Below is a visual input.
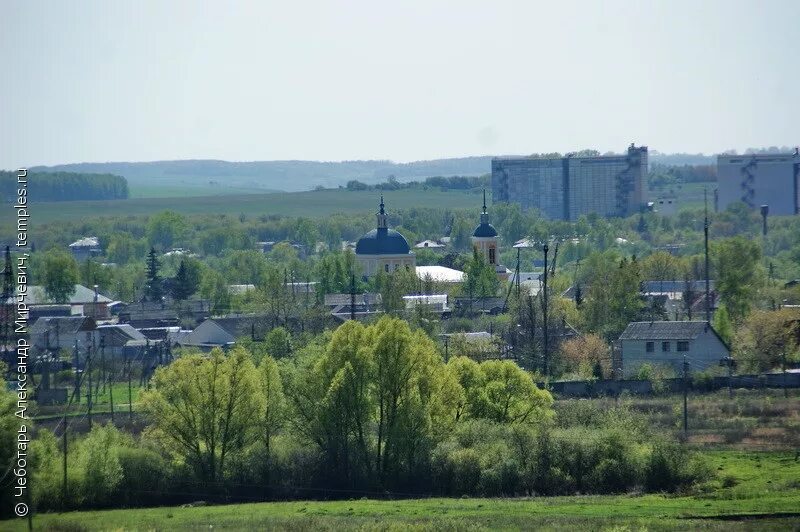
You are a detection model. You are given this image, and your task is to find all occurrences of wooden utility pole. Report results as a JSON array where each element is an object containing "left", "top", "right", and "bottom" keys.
[
  {"left": 127, "top": 354, "right": 133, "bottom": 422},
  {"left": 683, "top": 354, "right": 689, "bottom": 436},
  {"left": 86, "top": 346, "right": 93, "bottom": 430},
  {"left": 542, "top": 243, "right": 549, "bottom": 377},
  {"left": 704, "top": 189, "right": 711, "bottom": 323},
  {"left": 103, "top": 335, "right": 114, "bottom": 422}
]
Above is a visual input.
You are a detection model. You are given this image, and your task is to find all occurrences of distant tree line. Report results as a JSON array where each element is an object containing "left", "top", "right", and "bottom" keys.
[
  {"left": 346, "top": 174, "right": 490, "bottom": 192},
  {"left": 0, "top": 171, "right": 129, "bottom": 202},
  {"left": 648, "top": 164, "right": 716, "bottom": 189}
]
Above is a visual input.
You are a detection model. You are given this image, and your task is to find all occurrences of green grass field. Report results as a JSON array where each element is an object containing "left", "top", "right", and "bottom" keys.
[
  {"left": 128, "top": 183, "right": 277, "bottom": 198},
  {"left": 5, "top": 451, "right": 799, "bottom": 531},
  {"left": 7, "top": 188, "right": 480, "bottom": 225}
]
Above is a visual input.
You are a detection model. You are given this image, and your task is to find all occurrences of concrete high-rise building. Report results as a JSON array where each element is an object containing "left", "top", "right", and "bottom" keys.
[
  {"left": 491, "top": 144, "right": 648, "bottom": 220},
  {"left": 716, "top": 151, "right": 800, "bottom": 215}
]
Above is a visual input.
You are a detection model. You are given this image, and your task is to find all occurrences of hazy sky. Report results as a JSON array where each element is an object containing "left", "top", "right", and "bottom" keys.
[{"left": 1, "top": 0, "right": 798, "bottom": 169}]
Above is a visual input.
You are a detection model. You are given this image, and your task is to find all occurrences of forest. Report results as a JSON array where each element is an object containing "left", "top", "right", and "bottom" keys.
[{"left": 0, "top": 171, "right": 129, "bottom": 202}]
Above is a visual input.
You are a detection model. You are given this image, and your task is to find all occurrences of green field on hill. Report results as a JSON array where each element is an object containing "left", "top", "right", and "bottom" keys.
[
  {"left": 5, "top": 451, "right": 799, "bottom": 531},
  {"left": 11, "top": 188, "right": 481, "bottom": 225}
]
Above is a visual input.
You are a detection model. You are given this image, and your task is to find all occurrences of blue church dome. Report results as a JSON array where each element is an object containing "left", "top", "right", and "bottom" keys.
[
  {"left": 356, "top": 196, "right": 411, "bottom": 255},
  {"left": 473, "top": 223, "right": 498, "bottom": 238},
  {"left": 473, "top": 189, "right": 498, "bottom": 238},
  {"left": 356, "top": 228, "right": 411, "bottom": 254}
]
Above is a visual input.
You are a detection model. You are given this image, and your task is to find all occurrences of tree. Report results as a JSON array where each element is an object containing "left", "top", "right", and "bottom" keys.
[
  {"left": 712, "top": 304, "right": 733, "bottom": 345},
  {"left": 374, "top": 267, "right": 419, "bottom": 315},
  {"left": 141, "top": 348, "right": 264, "bottom": 484},
  {"left": 285, "top": 318, "right": 446, "bottom": 488},
  {"left": 733, "top": 309, "right": 800, "bottom": 372},
  {"left": 42, "top": 249, "right": 79, "bottom": 303},
  {"left": 712, "top": 237, "right": 762, "bottom": 322},
  {"left": 463, "top": 247, "right": 499, "bottom": 300},
  {"left": 472, "top": 360, "right": 553, "bottom": 424},
  {"left": 143, "top": 247, "right": 163, "bottom": 302},
  {"left": 558, "top": 334, "right": 611, "bottom": 379},
  {"left": 171, "top": 258, "right": 199, "bottom": 300},
  {"left": 258, "top": 355, "right": 286, "bottom": 458},
  {"left": 582, "top": 254, "right": 643, "bottom": 341},
  {"left": 264, "top": 326, "right": 292, "bottom": 358},
  {"left": 106, "top": 233, "right": 147, "bottom": 265},
  {"left": 146, "top": 210, "right": 187, "bottom": 250},
  {"left": 200, "top": 269, "right": 231, "bottom": 313},
  {"left": 450, "top": 216, "right": 473, "bottom": 252}
]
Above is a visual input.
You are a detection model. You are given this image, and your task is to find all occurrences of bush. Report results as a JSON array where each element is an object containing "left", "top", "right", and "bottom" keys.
[{"left": 644, "top": 442, "right": 712, "bottom": 493}]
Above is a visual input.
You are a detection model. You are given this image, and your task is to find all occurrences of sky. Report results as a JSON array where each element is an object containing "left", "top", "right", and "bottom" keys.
[{"left": 1, "top": 0, "right": 798, "bottom": 169}]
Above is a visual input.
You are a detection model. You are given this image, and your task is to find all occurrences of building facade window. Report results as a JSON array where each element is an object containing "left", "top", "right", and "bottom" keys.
[
  {"left": 489, "top": 247, "right": 496, "bottom": 265},
  {"left": 677, "top": 341, "right": 689, "bottom": 352},
  {"left": 646, "top": 341, "right": 654, "bottom": 353},
  {"left": 662, "top": 341, "right": 670, "bottom": 352},
  {"left": 385, "top": 264, "right": 389, "bottom": 273}
]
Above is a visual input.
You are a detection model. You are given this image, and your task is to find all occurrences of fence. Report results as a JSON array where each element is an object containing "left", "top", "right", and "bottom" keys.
[{"left": 543, "top": 372, "right": 800, "bottom": 397}]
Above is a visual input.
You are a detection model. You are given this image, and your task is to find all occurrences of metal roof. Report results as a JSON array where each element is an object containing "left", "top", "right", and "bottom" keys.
[
  {"left": 355, "top": 228, "right": 411, "bottom": 255},
  {"left": 619, "top": 321, "right": 713, "bottom": 341}
]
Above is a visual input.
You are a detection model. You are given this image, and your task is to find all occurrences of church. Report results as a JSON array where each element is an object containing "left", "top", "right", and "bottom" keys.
[
  {"left": 355, "top": 193, "right": 508, "bottom": 280},
  {"left": 471, "top": 190, "right": 509, "bottom": 281},
  {"left": 355, "top": 196, "right": 416, "bottom": 277}
]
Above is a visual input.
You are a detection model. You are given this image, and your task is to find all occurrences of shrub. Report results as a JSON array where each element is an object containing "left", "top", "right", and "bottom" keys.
[{"left": 644, "top": 442, "right": 712, "bottom": 493}]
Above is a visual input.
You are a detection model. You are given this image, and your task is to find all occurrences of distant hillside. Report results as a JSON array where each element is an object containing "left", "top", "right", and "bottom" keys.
[
  {"left": 27, "top": 149, "right": 785, "bottom": 195},
  {"left": 29, "top": 158, "right": 494, "bottom": 193}
]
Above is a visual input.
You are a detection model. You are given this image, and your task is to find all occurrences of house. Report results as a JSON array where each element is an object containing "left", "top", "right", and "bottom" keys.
[
  {"left": 118, "top": 301, "right": 180, "bottom": 328},
  {"left": 9, "top": 284, "right": 113, "bottom": 317},
  {"left": 324, "top": 293, "right": 383, "bottom": 322},
  {"left": 414, "top": 240, "right": 445, "bottom": 250},
  {"left": 403, "top": 294, "right": 450, "bottom": 316},
  {"left": 176, "top": 314, "right": 273, "bottom": 350},
  {"left": 415, "top": 265, "right": 465, "bottom": 283},
  {"left": 640, "top": 280, "right": 717, "bottom": 320},
  {"left": 95, "top": 324, "right": 150, "bottom": 358},
  {"left": 30, "top": 316, "right": 97, "bottom": 352},
  {"left": 618, "top": 321, "right": 730, "bottom": 377},
  {"left": 441, "top": 332, "right": 512, "bottom": 361},
  {"left": 68, "top": 236, "right": 101, "bottom": 261}
]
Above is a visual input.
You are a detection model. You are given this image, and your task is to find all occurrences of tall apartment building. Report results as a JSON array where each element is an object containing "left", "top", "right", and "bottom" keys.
[
  {"left": 491, "top": 144, "right": 648, "bottom": 220},
  {"left": 716, "top": 151, "right": 800, "bottom": 215}
]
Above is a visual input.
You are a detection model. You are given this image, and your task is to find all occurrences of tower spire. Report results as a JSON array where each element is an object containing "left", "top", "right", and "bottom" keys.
[
  {"left": 377, "top": 195, "right": 388, "bottom": 231},
  {"left": 480, "top": 189, "right": 490, "bottom": 226}
]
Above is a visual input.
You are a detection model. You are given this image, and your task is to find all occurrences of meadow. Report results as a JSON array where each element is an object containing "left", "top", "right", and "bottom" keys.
[
  {"left": 4, "top": 451, "right": 798, "bottom": 531},
  {"left": 10, "top": 388, "right": 799, "bottom": 531},
  {"left": 11, "top": 187, "right": 481, "bottom": 225}
]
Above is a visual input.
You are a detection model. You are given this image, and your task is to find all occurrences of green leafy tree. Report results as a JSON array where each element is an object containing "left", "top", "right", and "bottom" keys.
[
  {"left": 200, "top": 268, "right": 231, "bottom": 313},
  {"left": 146, "top": 210, "right": 188, "bottom": 250},
  {"left": 264, "top": 326, "right": 292, "bottom": 358},
  {"left": 582, "top": 254, "right": 643, "bottom": 341},
  {"left": 258, "top": 355, "right": 286, "bottom": 458},
  {"left": 473, "top": 360, "right": 553, "bottom": 424},
  {"left": 463, "top": 247, "right": 499, "bottom": 299},
  {"left": 141, "top": 348, "right": 264, "bottom": 484},
  {"left": 42, "top": 248, "right": 79, "bottom": 303},
  {"left": 450, "top": 216, "right": 473, "bottom": 252},
  {"left": 106, "top": 233, "right": 147, "bottom": 264},
  {"left": 712, "top": 303, "right": 733, "bottom": 345},
  {"left": 712, "top": 237, "right": 762, "bottom": 322}
]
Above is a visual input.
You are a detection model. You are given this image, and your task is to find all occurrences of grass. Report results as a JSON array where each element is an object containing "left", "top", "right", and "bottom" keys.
[
  {"left": 128, "top": 183, "right": 277, "bottom": 198},
  {"left": 4, "top": 451, "right": 799, "bottom": 531},
  {"left": 562, "top": 389, "right": 800, "bottom": 450},
  {"left": 33, "top": 382, "right": 146, "bottom": 421},
  {"left": 1, "top": 188, "right": 480, "bottom": 225}
]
